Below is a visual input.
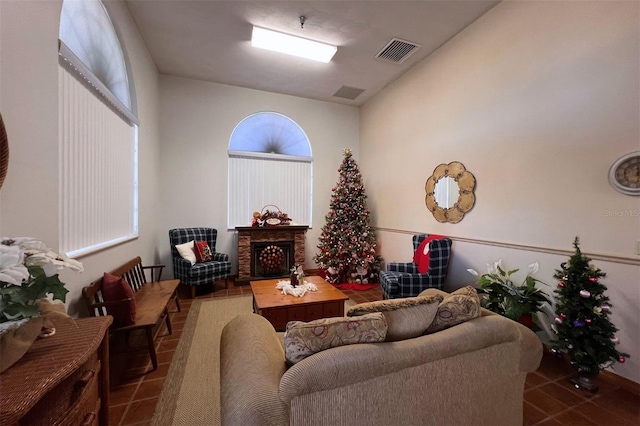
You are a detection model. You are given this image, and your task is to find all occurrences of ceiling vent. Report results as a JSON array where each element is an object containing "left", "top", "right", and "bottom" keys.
[
  {"left": 375, "top": 38, "right": 422, "bottom": 63},
  {"left": 333, "top": 86, "right": 366, "bottom": 100}
]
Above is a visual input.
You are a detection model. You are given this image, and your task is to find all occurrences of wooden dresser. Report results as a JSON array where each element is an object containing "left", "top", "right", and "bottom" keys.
[{"left": 0, "top": 316, "right": 112, "bottom": 425}]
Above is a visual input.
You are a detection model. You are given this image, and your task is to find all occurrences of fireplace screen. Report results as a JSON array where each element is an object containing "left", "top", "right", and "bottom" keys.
[{"left": 251, "top": 241, "right": 293, "bottom": 278}]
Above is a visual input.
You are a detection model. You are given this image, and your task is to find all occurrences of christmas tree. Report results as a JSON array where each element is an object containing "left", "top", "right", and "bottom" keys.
[
  {"left": 550, "top": 237, "right": 629, "bottom": 392},
  {"left": 313, "top": 148, "right": 382, "bottom": 284}
]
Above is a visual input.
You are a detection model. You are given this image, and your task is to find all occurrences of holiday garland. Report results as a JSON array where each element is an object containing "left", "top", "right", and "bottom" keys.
[{"left": 550, "top": 237, "right": 629, "bottom": 376}]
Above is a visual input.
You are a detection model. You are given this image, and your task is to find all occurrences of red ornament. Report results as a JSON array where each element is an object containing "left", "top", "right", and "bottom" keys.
[
  {"left": 559, "top": 313, "right": 566, "bottom": 318},
  {"left": 585, "top": 318, "right": 592, "bottom": 324},
  {"left": 618, "top": 357, "right": 626, "bottom": 363},
  {"left": 558, "top": 282, "right": 565, "bottom": 287},
  {"left": 589, "top": 277, "right": 598, "bottom": 283}
]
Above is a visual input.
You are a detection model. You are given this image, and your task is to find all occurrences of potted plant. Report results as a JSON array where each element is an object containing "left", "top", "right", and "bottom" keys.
[{"left": 467, "top": 260, "right": 551, "bottom": 330}]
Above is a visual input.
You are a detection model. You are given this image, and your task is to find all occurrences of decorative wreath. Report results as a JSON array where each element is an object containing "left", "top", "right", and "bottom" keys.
[{"left": 259, "top": 245, "right": 286, "bottom": 272}]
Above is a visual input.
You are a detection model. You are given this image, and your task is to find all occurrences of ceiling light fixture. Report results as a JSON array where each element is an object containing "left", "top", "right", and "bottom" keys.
[{"left": 251, "top": 26, "right": 337, "bottom": 63}]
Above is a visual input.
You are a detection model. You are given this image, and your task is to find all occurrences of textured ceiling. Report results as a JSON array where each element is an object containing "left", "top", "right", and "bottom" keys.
[{"left": 125, "top": 0, "right": 500, "bottom": 106}]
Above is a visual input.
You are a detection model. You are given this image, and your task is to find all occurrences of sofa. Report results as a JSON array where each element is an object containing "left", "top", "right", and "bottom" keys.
[{"left": 220, "top": 288, "right": 542, "bottom": 426}]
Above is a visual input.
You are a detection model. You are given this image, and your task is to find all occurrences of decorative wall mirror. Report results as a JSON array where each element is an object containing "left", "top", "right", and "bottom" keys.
[
  {"left": 425, "top": 161, "right": 476, "bottom": 223},
  {"left": 0, "top": 113, "right": 7, "bottom": 190}
]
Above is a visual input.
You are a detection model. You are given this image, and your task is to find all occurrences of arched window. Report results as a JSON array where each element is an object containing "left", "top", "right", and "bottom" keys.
[
  {"left": 228, "top": 112, "right": 312, "bottom": 228},
  {"left": 58, "top": 0, "right": 138, "bottom": 257}
]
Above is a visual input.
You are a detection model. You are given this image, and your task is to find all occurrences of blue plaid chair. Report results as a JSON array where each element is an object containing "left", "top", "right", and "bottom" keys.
[
  {"left": 380, "top": 234, "right": 452, "bottom": 299},
  {"left": 169, "top": 228, "right": 232, "bottom": 298}
]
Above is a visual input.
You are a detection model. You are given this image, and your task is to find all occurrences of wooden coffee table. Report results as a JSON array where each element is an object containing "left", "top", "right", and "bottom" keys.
[{"left": 250, "top": 275, "right": 349, "bottom": 331}]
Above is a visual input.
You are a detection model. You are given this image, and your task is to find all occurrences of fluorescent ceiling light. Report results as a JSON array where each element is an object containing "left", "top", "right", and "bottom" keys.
[{"left": 251, "top": 26, "right": 337, "bottom": 63}]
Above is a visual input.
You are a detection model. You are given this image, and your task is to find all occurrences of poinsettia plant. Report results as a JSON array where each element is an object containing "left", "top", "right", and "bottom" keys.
[
  {"left": 0, "top": 237, "right": 83, "bottom": 323},
  {"left": 468, "top": 259, "right": 551, "bottom": 326}
]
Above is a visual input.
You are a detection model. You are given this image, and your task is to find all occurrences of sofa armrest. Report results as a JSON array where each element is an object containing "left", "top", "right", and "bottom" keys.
[
  {"left": 279, "top": 314, "right": 524, "bottom": 403},
  {"left": 387, "top": 262, "right": 418, "bottom": 273},
  {"left": 220, "top": 314, "right": 288, "bottom": 426}
]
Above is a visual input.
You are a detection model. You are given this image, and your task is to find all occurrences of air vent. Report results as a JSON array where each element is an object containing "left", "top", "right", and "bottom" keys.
[
  {"left": 375, "top": 38, "right": 421, "bottom": 63},
  {"left": 333, "top": 86, "right": 366, "bottom": 100}
]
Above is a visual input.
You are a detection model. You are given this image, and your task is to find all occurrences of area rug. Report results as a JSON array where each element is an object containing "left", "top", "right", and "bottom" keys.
[{"left": 152, "top": 294, "right": 356, "bottom": 425}]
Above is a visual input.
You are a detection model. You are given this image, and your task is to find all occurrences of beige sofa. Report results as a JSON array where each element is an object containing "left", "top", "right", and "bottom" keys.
[{"left": 220, "top": 289, "right": 542, "bottom": 426}]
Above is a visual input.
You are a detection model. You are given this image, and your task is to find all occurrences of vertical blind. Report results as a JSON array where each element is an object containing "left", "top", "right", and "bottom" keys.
[
  {"left": 228, "top": 155, "right": 312, "bottom": 228},
  {"left": 59, "top": 66, "right": 138, "bottom": 257}
]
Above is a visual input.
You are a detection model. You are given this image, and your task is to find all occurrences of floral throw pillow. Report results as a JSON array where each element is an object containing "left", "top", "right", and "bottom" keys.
[
  {"left": 194, "top": 240, "right": 213, "bottom": 263},
  {"left": 425, "top": 286, "right": 480, "bottom": 333},
  {"left": 284, "top": 313, "right": 387, "bottom": 364}
]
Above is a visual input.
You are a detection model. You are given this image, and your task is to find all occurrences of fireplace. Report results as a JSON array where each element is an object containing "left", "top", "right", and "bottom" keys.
[
  {"left": 251, "top": 241, "right": 293, "bottom": 278},
  {"left": 236, "top": 226, "right": 308, "bottom": 285}
]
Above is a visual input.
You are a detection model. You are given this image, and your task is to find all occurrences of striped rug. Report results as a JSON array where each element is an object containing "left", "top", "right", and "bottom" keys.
[
  {"left": 152, "top": 295, "right": 253, "bottom": 426},
  {"left": 152, "top": 294, "right": 356, "bottom": 425}
]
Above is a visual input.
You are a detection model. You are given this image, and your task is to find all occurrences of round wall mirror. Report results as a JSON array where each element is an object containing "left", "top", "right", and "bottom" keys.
[{"left": 425, "top": 161, "right": 476, "bottom": 223}]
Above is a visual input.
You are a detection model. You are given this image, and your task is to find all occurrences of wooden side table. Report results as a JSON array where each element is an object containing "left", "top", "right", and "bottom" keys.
[{"left": 0, "top": 316, "right": 112, "bottom": 425}]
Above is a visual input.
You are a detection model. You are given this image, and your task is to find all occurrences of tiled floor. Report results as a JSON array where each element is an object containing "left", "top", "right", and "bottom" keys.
[{"left": 107, "top": 281, "right": 639, "bottom": 426}]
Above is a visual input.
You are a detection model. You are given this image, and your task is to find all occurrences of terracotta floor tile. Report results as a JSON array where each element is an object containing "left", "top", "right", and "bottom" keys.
[
  {"left": 142, "top": 363, "right": 170, "bottom": 381},
  {"left": 525, "top": 388, "right": 570, "bottom": 416},
  {"left": 109, "top": 383, "right": 139, "bottom": 406},
  {"left": 574, "top": 401, "right": 638, "bottom": 426},
  {"left": 539, "top": 382, "right": 588, "bottom": 406},
  {"left": 537, "top": 417, "right": 564, "bottom": 426},
  {"left": 134, "top": 378, "right": 165, "bottom": 400},
  {"left": 527, "top": 372, "right": 551, "bottom": 388},
  {"left": 155, "top": 350, "right": 175, "bottom": 365},
  {"left": 553, "top": 409, "right": 597, "bottom": 425},
  {"left": 156, "top": 338, "right": 180, "bottom": 353},
  {"left": 121, "top": 397, "right": 158, "bottom": 425},
  {"left": 109, "top": 404, "right": 127, "bottom": 426},
  {"left": 591, "top": 388, "right": 640, "bottom": 422},
  {"left": 524, "top": 401, "right": 549, "bottom": 425}
]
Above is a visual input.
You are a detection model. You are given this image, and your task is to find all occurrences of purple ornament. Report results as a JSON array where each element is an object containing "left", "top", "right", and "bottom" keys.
[
  {"left": 556, "top": 352, "right": 564, "bottom": 359},
  {"left": 589, "top": 277, "right": 598, "bottom": 283},
  {"left": 580, "top": 290, "right": 591, "bottom": 298},
  {"left": 602, "top": 304, "right": 611, "bottom": 312},
  {"left": 573, "top": 319, "right": 585, "bottom": 327},
  {"left": 560, "top": 262, "right": 567, "bottom": 269}
]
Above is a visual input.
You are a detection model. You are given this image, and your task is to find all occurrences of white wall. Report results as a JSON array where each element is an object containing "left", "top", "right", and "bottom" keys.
[
  {"left": 0, "top": 0, "right": 161, "bottom": 317},
  {"left": 157, "top": 75, "right": 359, "bottom": 274},
  {"left": 360, "top": 1, "right": 640, "bottom": 382}
]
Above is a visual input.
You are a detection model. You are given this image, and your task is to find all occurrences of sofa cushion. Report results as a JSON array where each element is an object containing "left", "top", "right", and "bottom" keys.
[
  {"left": 284, "top": 313, "right": 387, "bottom": 364},
  {"left": 425, "top": 286, "right": 481, "bottom": 333},
  {"left": 176, "top": 240, "right": 197, "bottom": 265},
  {"left": 346, "top": 295, "right": 443, "bottom": 341}
]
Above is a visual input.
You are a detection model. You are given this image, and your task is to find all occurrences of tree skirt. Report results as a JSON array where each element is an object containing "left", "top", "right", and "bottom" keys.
[{"left": 317, "top": 270, "right": 379, "bottom": 291}]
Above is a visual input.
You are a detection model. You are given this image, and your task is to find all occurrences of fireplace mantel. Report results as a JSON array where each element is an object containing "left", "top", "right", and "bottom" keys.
[{"left": 236, "top": 226, "right": 308, "bottom": 285}]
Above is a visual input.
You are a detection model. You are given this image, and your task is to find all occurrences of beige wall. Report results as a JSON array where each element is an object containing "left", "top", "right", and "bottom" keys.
[
  {"left": 0, "top": 0, "right": 161, "bottom": 317},
  {"left": 360, "top": 1, "right": 640, "bottom": 382},
  {"left": 157, "top": 75, "right": 359, "bottom": 274}
]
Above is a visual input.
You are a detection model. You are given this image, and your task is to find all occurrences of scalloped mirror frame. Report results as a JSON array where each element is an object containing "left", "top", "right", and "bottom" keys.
[
  {"left": 0, "top": 113, "right": 7, "bottom": 190},
  {"left": 425, "top": 161, "right": 476, "bottom": 223}
]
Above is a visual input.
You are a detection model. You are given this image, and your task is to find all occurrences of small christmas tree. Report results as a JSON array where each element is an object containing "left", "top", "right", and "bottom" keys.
[
  {"left": 313, "top": 148, "right": 381, "bottom": 284},
  {"left": 550, "top": 237, "right": 629, "bottom": 392}
]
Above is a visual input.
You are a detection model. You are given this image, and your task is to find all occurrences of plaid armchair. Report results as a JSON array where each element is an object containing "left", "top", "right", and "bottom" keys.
[
  {"left": 379, "top": 234, "right": 452, "bottom": 299},
  {"left": 169, "top": 228, "right": 232, "bottom": 298}
]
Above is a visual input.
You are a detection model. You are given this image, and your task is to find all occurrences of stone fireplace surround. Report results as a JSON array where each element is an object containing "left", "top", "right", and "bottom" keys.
[{"left": 236, "top": 226, "right": 308, "bottom": 285}]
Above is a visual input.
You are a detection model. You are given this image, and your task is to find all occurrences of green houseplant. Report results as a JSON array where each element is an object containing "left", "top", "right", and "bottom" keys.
[{"left": 468, "top": 260, "right": 551, "bottom": 329}]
